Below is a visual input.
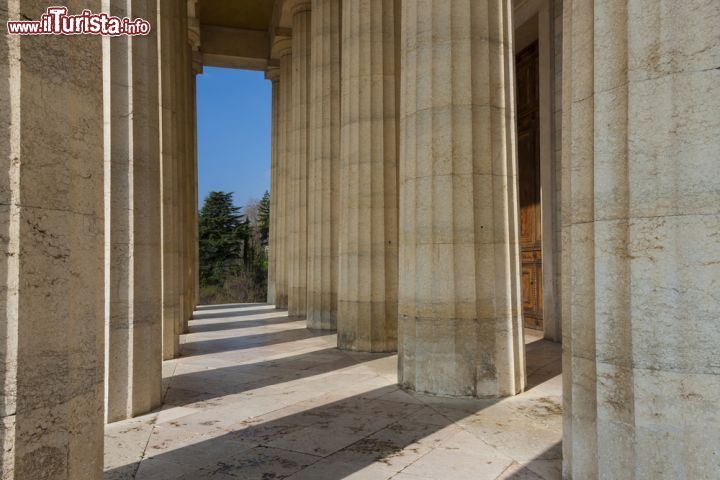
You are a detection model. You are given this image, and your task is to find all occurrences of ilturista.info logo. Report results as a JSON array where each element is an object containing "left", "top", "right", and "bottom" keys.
[{"left": 6, "top": 6, "right": 151, "bottom": 36}]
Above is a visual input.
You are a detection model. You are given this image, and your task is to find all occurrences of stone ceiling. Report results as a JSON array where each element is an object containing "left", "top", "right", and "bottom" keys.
[{"left": 196, "top": 0, "right": 281, "bottom": 70}]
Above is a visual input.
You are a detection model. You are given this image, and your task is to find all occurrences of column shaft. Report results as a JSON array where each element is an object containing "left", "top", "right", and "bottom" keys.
[
  {"left": 174, "top": 1, "right": 190, "bottom": 333},
  {"left": 276, "top": 48, "right": 293, "bottom": 309},
  {"left": 337, "top": 0, "right": 398, "bottom": 351},
  {"left": 105, "top": 0, "right": 162, "bottom": 423},
  {"left": 307, "top": 0, "right": 341, "bottom": 330},
  {"left": 159, "top": 0, "right": 181, "bottom": 359},
  {"left": 562, "top": 1, "right": 720, "bottom": 478},
  {"left": 0, "top": 2, "right": 105, "bottom": 477},
  {"left": 267, "top": 71, "right": 280, "bottom": 305},
  {"left": 288, "top": 4, "right": 312, "bottom": 318},
  {"left": 190, "top": 70, "right": 199, "bottom": 311},
  {"left": 398, "top": 0, "right": 524, "bottom": 397},
  {"left": 182, "top": 39, "right": 194, "bottom": 322}
]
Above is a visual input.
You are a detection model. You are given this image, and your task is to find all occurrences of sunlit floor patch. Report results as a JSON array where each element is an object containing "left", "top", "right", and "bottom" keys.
[{"left": 104, "top": 304, "right": 562, "bottom": 480}]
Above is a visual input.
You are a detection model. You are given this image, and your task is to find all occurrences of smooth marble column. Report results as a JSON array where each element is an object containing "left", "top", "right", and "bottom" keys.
[
  {"left": 562, "top": 1, "right": 720, "bottom": 478},
  {"left": 288, "top": 2, "right": 312, "bottom": 319},
  {"left": 337, "top": 0, "right": 398, "bottom": 351},
  {"left": 104, "top": 0, "right": 162, "bottom": 423},
  {"left": 0, "top": 2, "right": 104, "bottom": 477},
  {"left": 275, "top": 43, "right": 293, "bottom": 309},
  {"left": 398, "top": 0, "right": 524, "bottom": 397},
  {"left": 159, "top": 0, "right": 181, "bottom": 359},
  {"left": 267, "top": 68, "right": 280, "bottom": 305},
  {"left": 307, "top": 0, "right": 341, "bottom": 330}
]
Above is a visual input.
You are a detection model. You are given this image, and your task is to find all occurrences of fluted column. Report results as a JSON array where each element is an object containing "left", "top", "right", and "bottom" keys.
[
  {"left": 182, "top": 37, "right": 195, "bottom": 324},
  {"left": 337, "top": 0, "right": 398, "bottom": 352},
  {"left": 0, "top": 2, "right": 104, "bottom": 477},
  {"left": 105, "top": 0, "right": 162, "bottom": 423},
  {"left": 188, "top": 0, "right": 201, "bottom": 313},
  {"left": 267, "top": 68, "right": 280, "bottom": 305},
  {"left": 288, "top": 2, "right": 312, "bottom": 319},
  {"left": 562, "top": 1, "right": 720, "bottom": 478},
  {"left": 180, "top": 2, "right": 192, "bottom": 333},
  {"left": 159, "top": 0, "right": 181, "bottom": 359},
  {"left": 398, "top": 0, "right": 524, "bottom": 397},
  {"left": 275, "top": 41, "right": 293, "bottom": 309},
  {"left": 189, "top": 68, "right": 200, "bottom": 312},
  {"left": 307, "top": 0, "right": 341, "bottom": 330}
]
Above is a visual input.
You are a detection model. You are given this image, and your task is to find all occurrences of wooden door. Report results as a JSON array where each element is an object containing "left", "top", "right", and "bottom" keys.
[{"left": 516, "top": 42, "right": 543, "bottom": 331}]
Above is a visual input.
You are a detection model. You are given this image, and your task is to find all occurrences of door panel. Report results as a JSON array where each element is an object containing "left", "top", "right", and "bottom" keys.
[{"left": 515, "top": 41, "right": 543, "bottom": 331}]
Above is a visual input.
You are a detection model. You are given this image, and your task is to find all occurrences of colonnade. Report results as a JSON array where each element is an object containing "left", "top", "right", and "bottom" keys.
[
  {"left": 1, "top": 0, "right": 718, "bottom": 478},
  {"left": 1, "top": 1, "right": 198, "bottom": 477},
  {"left": 104, "top": 0, "right": 198, "bottom": 426},
  {"left": 268, "top": 1, "right": 719, "bottom": 479}
]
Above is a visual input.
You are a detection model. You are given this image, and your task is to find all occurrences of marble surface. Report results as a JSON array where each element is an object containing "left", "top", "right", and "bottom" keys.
[{"left": 104, "top": 304, "right": 561, "bottom": 479}]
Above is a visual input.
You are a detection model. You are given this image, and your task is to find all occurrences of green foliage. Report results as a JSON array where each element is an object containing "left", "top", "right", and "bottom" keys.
[
  {"left": 198, "top": 191, "right": 268, "bottom": 304},
  {"left": 257, "top": 190, "right": 271, "bottom": 247}
]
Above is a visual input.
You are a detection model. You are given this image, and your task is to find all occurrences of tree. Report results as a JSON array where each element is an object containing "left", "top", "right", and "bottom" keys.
[
  {"left": 198, "top": 191, "right": 245, "bottom": 287},
  {"left": 198, "top": 191, "right": 270, "bottom": 304},
  {"left": 257, "top": 190, "right": 271, "bottom": 247}
]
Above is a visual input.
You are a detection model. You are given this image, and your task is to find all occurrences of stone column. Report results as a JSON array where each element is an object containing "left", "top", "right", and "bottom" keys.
[
  {"left": 188, "top": 0, "right": 201, "bottom": 313},
  {"left": 159, "top": 0, "right": 181, "bottom": 359},
  {"left": 307, "top": 0, "right": 341, "bottom": 330},
  {"left": 562, "top": 1, "right": 720, "bottom": 478},
  {"left": 266, "top": 67, "right": 280, "bottom": 305},
  {"left": 105, "top": 0, "right": 162, "bottom": 423},
  {"left": 190, "top": 67, "right": 200, "bottom": 312},
  {"left": 398, "top": 0, "right": 524, "bottom": 397},
  {"left": 0, "top": 2, "right": 104, "bottom": 478},
  {"left": 288, "top": 2, "right": 312, "bottom": 319},
  {"left": 275, "top": 40, "right": 293, "bottom": 309},
  {"left": 175, "top": 0, "right": 190, "bottom": 334},
  {"left": 337, "top": 0, "right": 398, "bottom": 352},
  {"left": 182, "top": 38, "right": 195, "bottom": 322}
]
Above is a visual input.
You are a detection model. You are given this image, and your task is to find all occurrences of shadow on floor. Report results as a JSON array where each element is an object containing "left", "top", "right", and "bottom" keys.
[
  {"left": 106, "top": 383, "right": 561, "bottom": 479},
  {"left": 106, "top": 309, "right": 563, "bottom": 479},
  {"left": 188, "top": 314, "right": 302, "bottom": 333},
  {"left": 192, "top": 306, "right": 279, "bottom": 321},
  {"left": 498, "top": 443, "right": 563, "bottom": 479},
  {"left": 180, "top": 327, "right": 334, "bottom": 356},
  {"left": 106, "top": 387, "right": 466, "bottom": 479},
  {"left": 163, "top": 347, "right": 392, "bottom": 408},
  {"left": 525, "top": 338, "right": 562, "bottom": 391},
  {"left": 194, "top": 303, "right": 266, "bottom": 312}
]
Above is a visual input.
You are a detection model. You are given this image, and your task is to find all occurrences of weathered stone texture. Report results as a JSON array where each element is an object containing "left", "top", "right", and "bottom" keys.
[
  {"left": 288, "top": 3, "right": 312, "bottom": 319},
  {"left": 267, "top": 69, "right": 280, "bottom": 305},
  {"left": 104, "top": 0, "right": 162, "bottom": 423},
  {"left": 562, "top": 0, "right": 720, "bottom": 478},
  {"left": 1, "top": 2, "right": 105, "bottom": 478},
  {"left": 398, "top": 0, "right": 525, "bottom": 397},
  {"left": 275, "top": 44, "right": 293, "bottom": 310},
  {"left": 337, "top": 0, "right": 399, "bottom": 352},
  {"left": 306, "top": 0, "right": 341, "bottom": 330},
  {"left": 159, "top": 0, "right": 181, "bottom": 360}
]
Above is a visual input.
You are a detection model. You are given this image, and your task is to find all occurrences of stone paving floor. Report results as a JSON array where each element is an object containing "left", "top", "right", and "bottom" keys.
[{"left": 105, "top": 304, "right": 562, "bottom": 480}]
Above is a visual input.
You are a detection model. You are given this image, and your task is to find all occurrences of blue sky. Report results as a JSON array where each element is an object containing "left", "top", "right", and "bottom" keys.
[{"left": 196, "top": 67, "right": 271, "bottom": 209}]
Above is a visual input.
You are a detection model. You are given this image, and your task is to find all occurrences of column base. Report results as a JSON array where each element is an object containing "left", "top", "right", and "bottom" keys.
[
  {"left": 399, "top": 315, "right": 524, "bottom": 398},
  {"left": 306, "top": 295, "right": 337, "bottom": 330},
  {"left": 337, "top": 299, "right": 397, "bottom": 353},
  {"left": 275, "top": 293, "right": 289, "bottom": 310},
  {"left": 267, "top": 281, "right": 276, "bottom": 305}
]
